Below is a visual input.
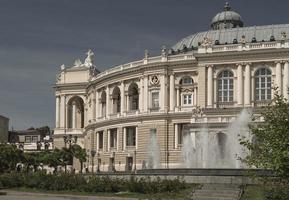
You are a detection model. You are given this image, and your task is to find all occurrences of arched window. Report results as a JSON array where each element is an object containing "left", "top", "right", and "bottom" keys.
[
  {"left": 100, "top": 91, "right": 106, "bottom": 117},
  {"left": 180, "top": 76, "right": 193, "bottom": 85},
  {"left": 255, "top": 68, "right": 271, "bottom": 101},
  {"left": 218, "top": 70, "right": 234, "bottom": 102},
  {"left": 128, "top": 83, "right": 139, "bottom": 111},
  {"left": 67, "top": 96, "right": 84, "bottom": 129},
  {"left": 112, "top": 86, "right": 121, "bottom": 113}
]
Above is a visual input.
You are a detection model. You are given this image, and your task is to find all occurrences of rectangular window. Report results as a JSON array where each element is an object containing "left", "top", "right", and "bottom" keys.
[
  {"left": 183, "top": 94, "right": 192, "bottom": 106},
  {"left": 126, "top": 127, "right": 136, "bottom": 147},
  {"left": 110, "top": 129, "right": 117, "bottom": 148},
  {"left": 98, "top": 131, "right": 103, "bottom": 149},
  {"left": 32, "top": 136, "right": 38, "bottom": 142},
  {"left": 177, "top": 124, "right": 189, "bottom": 145},
  {"left": 151, "top": 91, "right": 159, "bottom": 108},
  {"left": 25, "top": 136, "right": 31, "bottom": 143}
]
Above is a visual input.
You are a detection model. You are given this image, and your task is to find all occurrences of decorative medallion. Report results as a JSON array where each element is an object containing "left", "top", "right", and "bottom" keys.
[{"left": 150, "top": 75, "right": 159, "bottom": 85}]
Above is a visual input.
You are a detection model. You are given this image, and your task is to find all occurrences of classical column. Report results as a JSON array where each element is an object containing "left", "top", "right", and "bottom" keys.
[
  {"left": 194, "top": 88, "right": 198, "bottom": 106},
  {"left": 107, "top": 129, "right": 111, "bottom": 151},
  {"left": 176, "top": 87, "right": 180, "bottom": 109},
  {"left": 55, "top": 96, "right": 60, "bottom": 128},
  {"left": 174, "top": 124, "right": 178, "bottom": 149},
  {"left": 160, "top": 75, "right": 165, "bottom": 111},
  {"left": 95, "top": 90, "right": 99, "bottom": 119},
  {"left": 143, "top": 76, "right": 148, "bottom": 112},
  {"left": 120, "top": 81, "right": 125, "bottom": 114},
  {"left": 169, "top": 73, "right": 175, "bottom": 111},
  {"left": 237, "top": 64, "right": 244, "bottom": 105},
  {"left": 72, "top": 103, "right": 76, "bottom": 129},
  {"left": 283, "top": 61, "right": 289, "bottom": 99},
  {"left": 126, "top": 94, "right": 130, "bottom": 111},
  {"left": 275, "top": 61, "right": 282, "bottom": 94},
  {"left": 123, "top": 127, "right": 126, "bottom": 150},
  {"left": 207, "top": 65, "right": 213, "bottom": 107},
  {"left": 106, "top": 87, "right": 110, "bottom": 118},
  {"left": 139, "top": 78, "right": 143, "bottom": 112},
  {"left": 135, "top": 126, "right": 138, "bottom": 150},
  {"left": 60, "top": 95, "right": 66, "bottom": 128},
  {"left": 96, "top": 132, "right": 99, "bottom": 152},
  {"left": 116, "top": 129, "right": 119, "bottom": 151},
  {"left": 92, "top": 91, "right": 96, "bottom": 121},
  {"left": 244, "top": 63, "right": 251, "bottom": 106}
]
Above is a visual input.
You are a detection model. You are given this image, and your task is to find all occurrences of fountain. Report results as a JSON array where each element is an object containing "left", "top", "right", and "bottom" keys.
[
  {"left": 147, "top": 128, "right": 160, "bottom": 169},
  {"left": 181, "top": 109, "right": 251, "bottom": 168},
  {"left": 181, "top": 131, "right": 196, "bottom": 168}
]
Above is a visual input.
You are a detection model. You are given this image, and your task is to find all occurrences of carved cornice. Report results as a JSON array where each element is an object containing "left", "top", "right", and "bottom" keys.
[{"left": 196, "top": 48, "right": 289, "bottom": 65}]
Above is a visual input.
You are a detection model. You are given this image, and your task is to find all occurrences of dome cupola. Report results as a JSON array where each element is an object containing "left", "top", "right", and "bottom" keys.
[{"left": 211, "top": 2, "right": 244, "bottom": 30}]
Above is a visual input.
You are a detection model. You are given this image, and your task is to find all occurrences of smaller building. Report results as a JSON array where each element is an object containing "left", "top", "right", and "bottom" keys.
[
  {"left": 8, "top": 127, "right": 53, "bottom": 151},
  {"left": 0, "top": 115, "right": 9, "bottom": 143}
]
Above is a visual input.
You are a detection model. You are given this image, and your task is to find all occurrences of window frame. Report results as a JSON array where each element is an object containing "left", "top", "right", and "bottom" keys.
[
  {"left": 109, "top": 128, "right": 118, "bottom": 148},
  {"left": 98, "top": 131, "right": 104, "bottom": 150},
  {"left": 126, "top": 127, "right": 136, "bottom": 147},
  {"left": 217, "top": 70, "right": 234, "bottom": 102},
  {"left": 182, "top": 93, "right": 192, "bottom": 106},
  {"left": 255, "top": 68, "right": 272, "bottom": 101}
]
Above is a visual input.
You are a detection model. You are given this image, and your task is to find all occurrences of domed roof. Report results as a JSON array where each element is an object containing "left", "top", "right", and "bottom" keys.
[
  {"left": 211, "top": 2, "right": 244, "bottom": 30},
  {"left": 171, "top": 24, "right": 289, "bottom": 51}
]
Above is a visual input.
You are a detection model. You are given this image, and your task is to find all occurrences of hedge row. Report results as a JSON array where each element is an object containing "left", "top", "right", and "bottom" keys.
[{"left": 0, "top": 172, "right": 190, "bottom": 194}]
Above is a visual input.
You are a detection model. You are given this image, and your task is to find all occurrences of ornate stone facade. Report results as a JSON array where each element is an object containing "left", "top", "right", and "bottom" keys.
[{"left": 54, "top": 4, "right": 289, "bottom": 172}]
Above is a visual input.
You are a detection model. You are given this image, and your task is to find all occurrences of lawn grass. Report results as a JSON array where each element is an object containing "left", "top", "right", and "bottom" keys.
[
  {"left": 11, "top": 184, "right": 197, "bottom": 200},
  {"left": 240, "top": 185, "right": 265, "bottom": 200}
]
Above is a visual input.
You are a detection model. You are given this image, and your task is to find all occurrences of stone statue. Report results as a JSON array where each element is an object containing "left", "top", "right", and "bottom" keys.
[
  {"left": 161, "top": 45, "right": 167, "bottom": 57},
  {"left": 281, "top": 32, "right": 287, "bottom": 40},
  {"left": 240, "top": 35, "right": 246, "bottom": 44},
  {"left": 84, "top": 49, "right": 94, "bottom": 67},
  {"left": 200, "top": 37, "right": 213, "bottom": 47},
  {"left": 144, "top": 49, "right": 149, "bottom": 59},
  {"left": 73, "top": 59, "right": 82, "bottom": 67},
  {"left": 60, "top": 64, "right": 65, "bottom": 70}
]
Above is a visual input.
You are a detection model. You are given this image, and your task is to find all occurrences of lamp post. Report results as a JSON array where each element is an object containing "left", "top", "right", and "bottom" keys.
[
  {"left": 90, "top": 149, "right": 96, "bottom": 173},
  {"left": 63, "top": 134, "right": 78, "bottom": 148},
  {"left": 63, "top": 134, "right": 78, "bottom": 173}
]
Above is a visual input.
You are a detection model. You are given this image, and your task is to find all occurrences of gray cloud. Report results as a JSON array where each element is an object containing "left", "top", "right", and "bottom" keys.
[{"left": 1, "top": 0, "right": 289, "bottom": 129}]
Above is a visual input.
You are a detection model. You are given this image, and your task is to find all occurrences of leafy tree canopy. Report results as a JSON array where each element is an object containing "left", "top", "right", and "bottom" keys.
[{"left": 241, "top": 92, "right": 289, "bottom": 183}]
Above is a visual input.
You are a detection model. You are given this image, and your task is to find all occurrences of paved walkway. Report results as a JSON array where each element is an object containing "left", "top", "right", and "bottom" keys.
[{"left": 1, "top": 190, "right": 137, "bottom": 200}]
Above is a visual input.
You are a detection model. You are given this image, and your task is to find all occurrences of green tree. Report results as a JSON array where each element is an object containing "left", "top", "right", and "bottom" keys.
[
  {"left": 0, "top": 144, "right": 24, "bottom": 173},
  {"left": 23, "top": 152, "right": 42, "bottom": 172},
  {"left": 241, "top": 92, "right": 289, "bottom": 183},
  {"left": 71, "top": 144, "right": 87, "bottom": 173}
]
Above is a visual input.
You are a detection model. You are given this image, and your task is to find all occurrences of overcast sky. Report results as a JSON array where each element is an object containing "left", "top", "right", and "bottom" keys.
[{"left": 1, "top": 0, "right": 289, "bottom": 130}]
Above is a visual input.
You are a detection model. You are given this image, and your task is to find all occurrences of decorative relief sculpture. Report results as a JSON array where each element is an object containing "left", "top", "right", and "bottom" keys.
[
  {"left": 200, "top": 37, "right": 213, "bottom": 47},
  {"left": 150, "top": 75, "right": 159, "bottom": 85}
]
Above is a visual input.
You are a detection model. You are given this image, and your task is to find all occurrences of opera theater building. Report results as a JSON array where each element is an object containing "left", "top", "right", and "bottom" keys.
[{"left": 54, "top": 3, "right": 289, "bottom": 172}]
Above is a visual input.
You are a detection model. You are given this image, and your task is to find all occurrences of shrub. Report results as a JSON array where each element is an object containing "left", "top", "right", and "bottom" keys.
[
  {"left": 264, "top": 185, "right": 289, "bottom": 200},
  {"left": 0, "top": 172, "right": 190, "bottom": 194},
  {"left": 0, "top": 173, "right": 24, "bottom": 188}
]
